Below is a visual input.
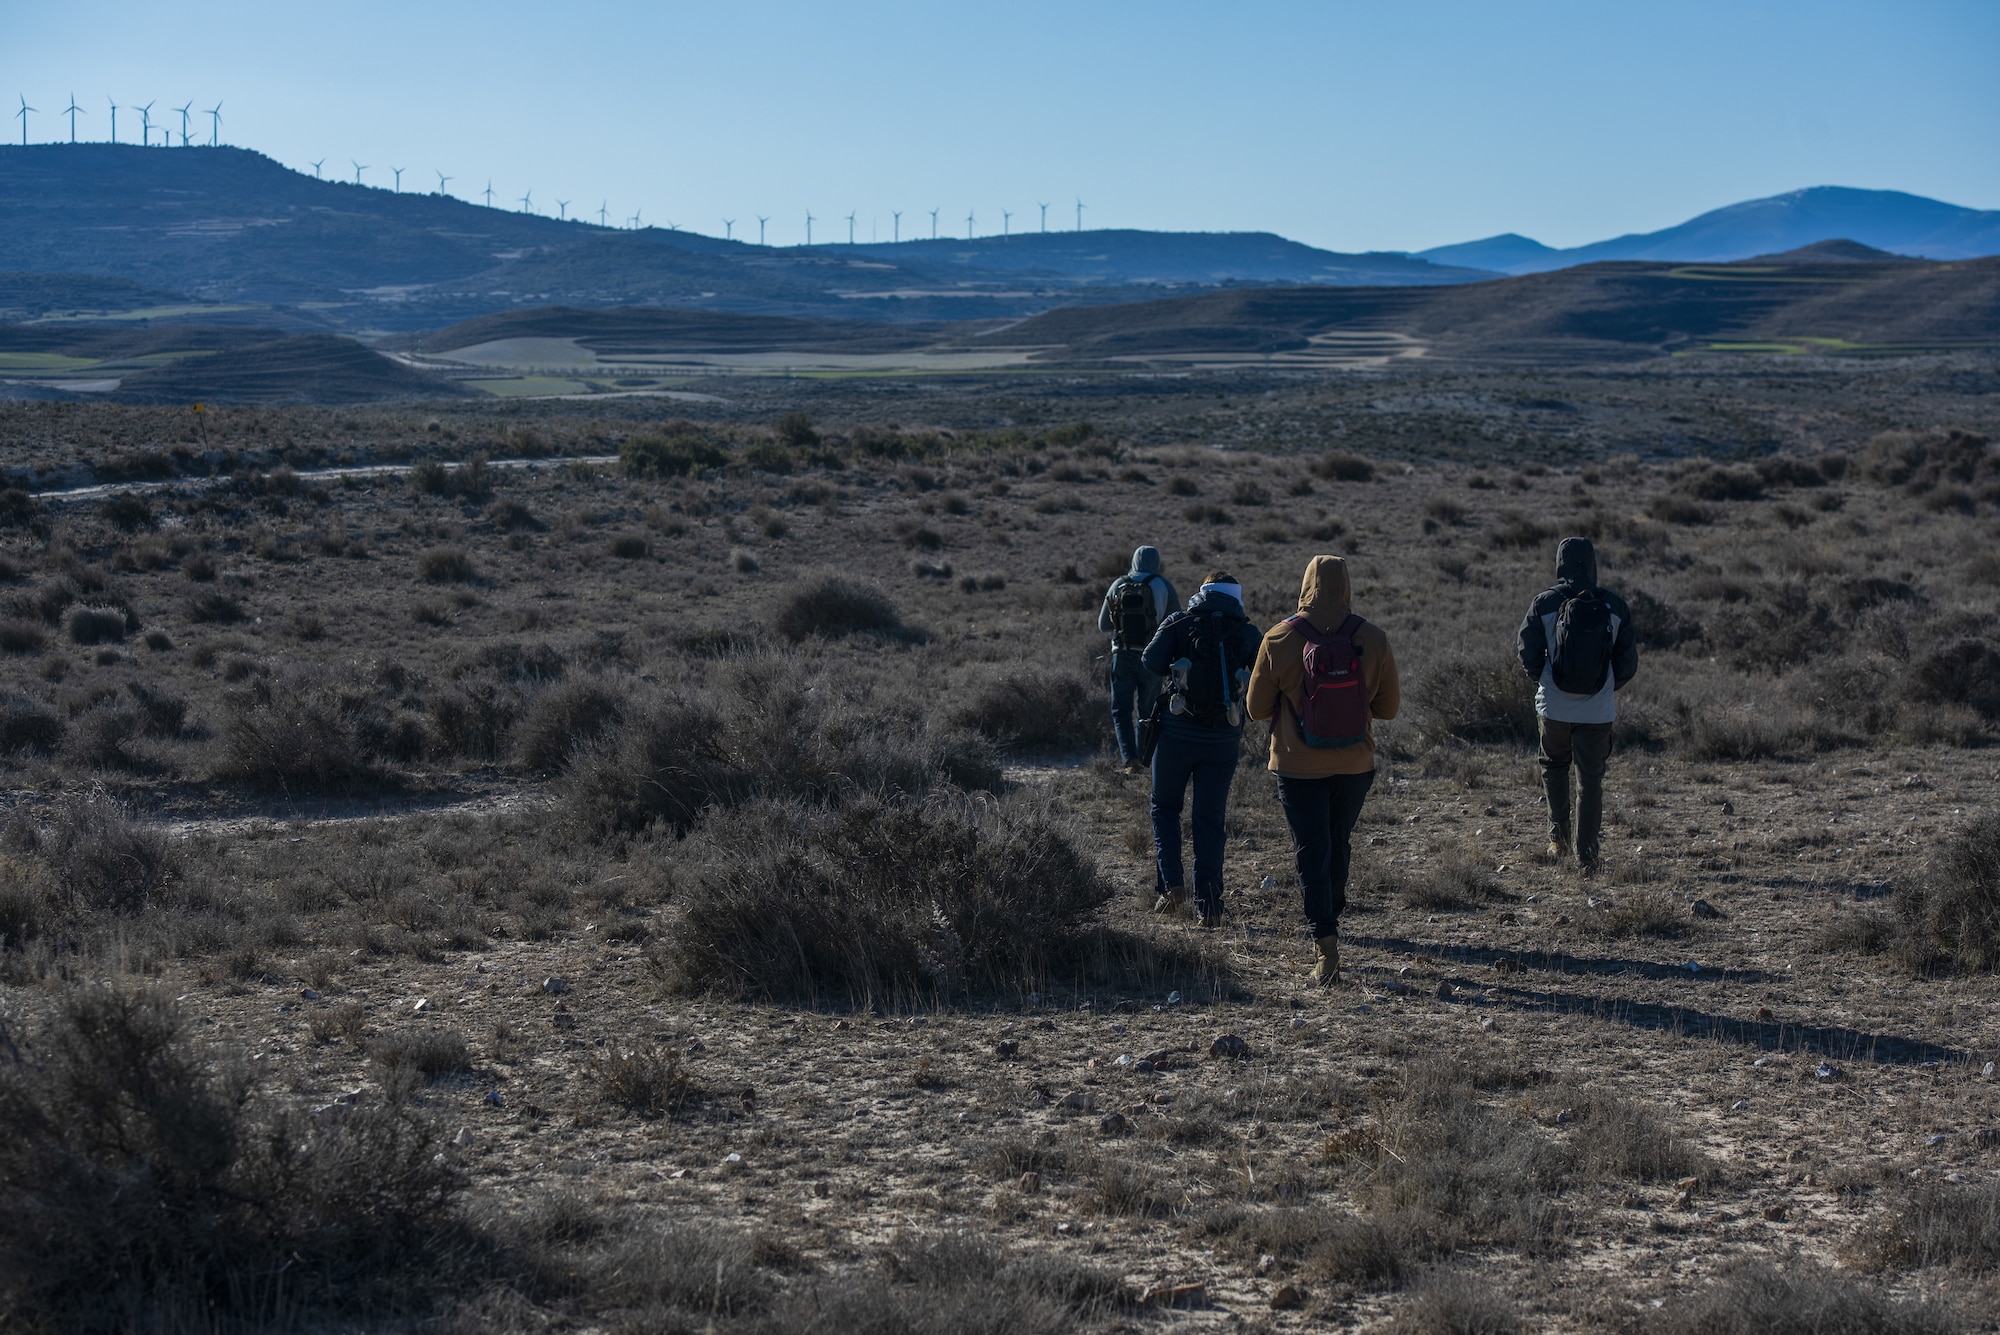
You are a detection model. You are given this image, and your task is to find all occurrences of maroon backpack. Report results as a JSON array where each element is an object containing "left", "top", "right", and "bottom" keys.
[{"left": 1284, "top": 613, "right": 1369, "bottom": 748}]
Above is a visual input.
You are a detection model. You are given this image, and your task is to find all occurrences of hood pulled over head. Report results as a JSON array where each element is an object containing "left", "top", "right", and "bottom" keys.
[
  {"left": 1130, "top": 545, "right": 1163, "bottom": 577},
  {"left": 1297, "top": 554, "right": 1352, "bottom": 630},
  {"left": 1555, "top": 536, "right": 1598, "bottom": 587}
]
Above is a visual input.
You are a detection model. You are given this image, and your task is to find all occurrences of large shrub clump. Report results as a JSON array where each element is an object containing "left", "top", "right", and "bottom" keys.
[
  {"left": 772, "top": 576, "right": 904, "bottom": 642},
  {"left": 0, "top": 987, "right": 464, "bottom": 1330},
  {"left": 656, "top": 794, "right": 1113, "bottom": 1001},
  {"left": 1894, "top": 813, "right": 2000, "bottom": 973}
]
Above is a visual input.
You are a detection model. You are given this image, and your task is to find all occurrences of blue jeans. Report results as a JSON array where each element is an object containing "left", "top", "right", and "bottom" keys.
[
  {"left": 1150, "top": 723, "right": 1241, "bottom": 915},
  {"left": 1276, "top": 771, "right": 1375, "bottom": 940},
  {"left": 1109, "top": 650, "right": 1163, "bottom": 766}
]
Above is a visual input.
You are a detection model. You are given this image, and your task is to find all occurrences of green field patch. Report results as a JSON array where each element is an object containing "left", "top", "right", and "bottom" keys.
[
  {"left": 465, "top": 376, "right": 592, "bottom": 397},
  {"left": 0, "top": 352, "right": 101, "bottom": 371},
  {"left": 1663, "top": 267, "right": 1854, "bottom": 285}
]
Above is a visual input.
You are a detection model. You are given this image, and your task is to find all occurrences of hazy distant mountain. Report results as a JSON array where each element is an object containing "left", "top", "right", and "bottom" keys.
[
  {"left": 1417, "top": 187, "right": 2000, "bottom": 274},
  {"left": 843, "top": 231, "right": 1485, "bottom": 287}
]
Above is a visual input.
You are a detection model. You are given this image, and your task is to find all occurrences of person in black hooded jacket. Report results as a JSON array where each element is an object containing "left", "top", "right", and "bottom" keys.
[
  {"left": 1140, "top": 571, "right": 1263, "bottom": 928},
  {"left": 1517, "top": 536, "right": 1639, "bottom": 874}
]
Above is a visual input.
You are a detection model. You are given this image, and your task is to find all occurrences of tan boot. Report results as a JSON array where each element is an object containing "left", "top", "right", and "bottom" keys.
[{"left": 1310, "top": 934, "right": 1340, "bottom": 987}]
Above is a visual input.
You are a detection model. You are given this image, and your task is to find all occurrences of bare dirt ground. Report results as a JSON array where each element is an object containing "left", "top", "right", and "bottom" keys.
[{"left": 3, "top": 358, "right": 2000, "bottom": 1330}]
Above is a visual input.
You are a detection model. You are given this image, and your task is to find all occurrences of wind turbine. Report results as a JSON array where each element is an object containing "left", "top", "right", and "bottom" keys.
[
  {"left": 310, "top": 158, "right": 325, "bottom": 178},
  {"left": 597, "top": 201, "right": 608, "bottom": 226},
  {"left": 965, "top": 208, "right": 975, "bottom": 239},
  {"left": 14, "top": 96, "right": 33, "bottom": 147},
  {"left": 206, "top": 101, "right": 221, "bottom": 146},
  {"left": 518, "top": 189, "right": 533, "bottom": 213},
  {"left": 805, "top": 210, "right": 814, "bottom": 244},
  {"left": 892, "top": 210, "right": 901, "bottom": 243},
  {"left": 1039, "top": 202, "right": 1048, "bottom": 233},
  {"left": 63, "top": 95, "right": 83, "bottom": 143},
  {"left": 929, "top": 207, "right": 939, "bottom": 240},
  {"left": 482, "top": 181, "right": 494, "bottom": 207},
  {"left": 436, "top": 170, "right": 452, "bottom": 195},
  {"left": 1003, "top": 209, "right": 1012, "bottom": 237},
  {"left": 846, "top": 210, "right": 855, "bottom": 244},
  {"left": 391, "top": 166, "right": 404, "bottom": 192},
  {"left": 352, "top": 160, "right": 368, "bottom": 185},
  {"left": 756, "top": 215, "right": 769, "bottom": 245},
  {"left": 630, "top": 208, "right": 643, "bottom": 228},
  {"left": 723, "top": 218, "right": 734, "bottom": 240},
  {"left": 556, "top": 199, "right": 569, "bottom": 220},
  {"left": 134, "top": 101, "right": 153, "bottom": 147},
  {"left": 174, "top": 102, "right": 192, "bottom": 146},
  {"left": 1076, "top": 198, "right": 1085, "bottom": 232},
  {"left": 107, "top": 97, "right": 117, "bottom": 143}
]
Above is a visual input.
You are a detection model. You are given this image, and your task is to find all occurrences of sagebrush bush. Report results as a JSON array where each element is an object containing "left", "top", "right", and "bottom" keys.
[
  {"left": 621, "top": 429, "right": 727, "bottom": 477},
  {"left": 773, "top": 576, "right": 902, "bottom": 641},
  {"left": 1893, "top": 813, "right": 2000, "bottom": 973},
  {"left": 25, "top": 788, "right": 177, "bottom": 912},
  {"left": 67, "top": 605, "right": 129, "bottom": 645},
  {"left": 59, "top": 700, "right": 148, "bottom": 772},
  {"left": 1314, "top": 452, "right": 1375, "bottom": 482},
  {"left": 1412, "top": 655, "right": 1538, "bottom": 747},
  {"left": 953, "top": 669, "right": 1104, "bottom": 751},
  {"left": 417, "top": 546, "right": 476, "bottom": 583},
  {"left": 515, "top": 678, "right": 628, "bottom": 773},
  {"left": 0, "top": 987, "right": 464, "bottom": 1330},
  {"left": 0, "top": 690, "right": 62, "bottom": 753},
  {"left": 216, "top": 673, "right": 389, "bottom": 795},
  {"left": 0, "top": 619, "right": 46, "bottom": 654},
  {"left": 587, "top": 1045, "right": 690, "bottom": 1117},
  {"left": 1646, "top": 1262, "right": 1957, "bottom": 1335},
  {"left": 657, "top": 794, "right": 1114, "bottom": 1001}
]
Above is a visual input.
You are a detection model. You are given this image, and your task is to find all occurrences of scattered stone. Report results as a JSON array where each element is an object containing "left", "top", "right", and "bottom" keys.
[
  {"left": 1692, "top": 899, "right": 1724, "bottom": 920},
  {"left": 670, "top": 1168, "right": 688, "bottom": 1179},
  {"left": 1761, "top": 1204, "right": 1788, "bottom": 1222},
  {"left": 453, "top": 1127, "right": 474, "bottom": 1147},
  {"left": 541, "top": 977, "right": 569, "bottom": 995},
  {"left": 994, "top": 1039, "right": 1020, "bottom": 1058},
  {"left": 1256, "top": 1253, "right": 1277, "bottom": 1275},
  {"left": 1269, "top": 1283, "right": 1304, "bottom": 1311},
  {"left": 1113, "top": 1054, "right": 1133, "bottom": 1068},
  {"left": 1755, "top": 1007, "right": 1775, "bottom": 1021},
  {"left": 1019, "top": 1172, "right": 1042, "bottom": 1193},
  {"left": 1555, "top": 1108, "right": 1574, "bottom": 1125},
  {"left": 1290, "top": 1016, "right": 1306, "bottom": 1029},
  {"left": 1110, "top": 1023, "right": 1126, "bottom": 1034},
  {"left": 1210, "top": 1034, "right": 1251, "bottom": 1061},
  {"left": 721, "top": 1152, "right": 744, "bottom": 1171},
  {"left": 1260, "top": 875, "right": 1278, "bottom": 890},
  {"left": 551, "top": 1011, "right": 577, "bottom": 1030},
  {"left": 832, "top": 1019, "right": 851, "bottom": 1031},
  {"left": 1731, "top": 1100, "right": 1750, "bottom": 1112},
  {"left": 1436, "top": 981, "right": 1455, "bottom": 1000},
  {"left": 1478, "top": 1016, "right": 1495, "bottom": 1031},
  {"left": 483, "top": 1089, "right": 505, "bottom": 1107},
  {"left": 811, "top": 1181, "right": 830, "bottom": 1198},
  {"left": 1250, "top": 1120, "right": 1269, "bottom": 1139},
  {"left": 1167, "top": 991, "right": 1183, "bottom": 1006},
  {"left": 1815, "top": 1063, "right": 1838, "bottom": 1081},
  {"left": 412, "top": 997, "right": 430, "bottom": 1013},
  {"left": 1061, "top": 1091, "right": 1096, "bottom": 1111},
  {"left": 1985, "top": 1062, "right": 1996, "bottom": 1079},
  {"left": 1036, "top": 1019, "right": 1057, "bottom": 1032},
  {"left": 1754, "top": 1057, "right": 1769, "bottom": 1067},
  {"left": 1136, "top": 1060, "right": 1156, "bottom": 1073},
  {"left": 299, "top": 988, "right": 322, "bottom": 1001},
  {"left": 1676, "top": 1176, "right": 1699, "bottom": 1191},
  {"left": 1672, "top": 1190, "right": 1693, "bottom": 1211},
  {"left": 1099, "top": 1112, "right": 1130, "bottom": 1135},
  {"left": 1139, "top": 1283, "right": 1206, "bottom": 1310},
  {"left": 1926, "top": 1134, "right": 1948, "bottom": 1147}
]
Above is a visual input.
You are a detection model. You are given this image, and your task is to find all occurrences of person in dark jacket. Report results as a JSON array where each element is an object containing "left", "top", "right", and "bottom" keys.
[
  {"left": 1140, "top": 571, "right": 1264, "bottom": 928},
  {"left": 1517, "top": 536, "right": 1639, "bottom": 875},
  {"left": 1098, "top": 545, "right": 1181, "bottom": 772}
]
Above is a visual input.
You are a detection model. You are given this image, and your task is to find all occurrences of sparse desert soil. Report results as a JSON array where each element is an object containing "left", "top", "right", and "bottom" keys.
[{"left": 4, "top": 356, "right": 2000, "bottom": 1331}]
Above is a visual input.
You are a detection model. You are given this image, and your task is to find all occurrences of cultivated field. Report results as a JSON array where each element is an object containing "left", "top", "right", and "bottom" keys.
[{"left": 2, "top": 357, "right": 1999, "bottom": 1332}]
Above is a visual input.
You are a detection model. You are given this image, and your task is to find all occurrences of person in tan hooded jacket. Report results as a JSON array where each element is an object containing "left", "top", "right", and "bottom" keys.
[{"left": 1246, "top": 555, "right": 1399, "bottom": 986}]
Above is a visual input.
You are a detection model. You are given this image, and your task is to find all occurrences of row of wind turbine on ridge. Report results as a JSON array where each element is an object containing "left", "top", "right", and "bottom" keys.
[{"left": 14, "top": 94, "right": 222, "bottom": 147}]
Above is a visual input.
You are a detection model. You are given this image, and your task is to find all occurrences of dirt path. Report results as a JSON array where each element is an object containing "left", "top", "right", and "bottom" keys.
[{"left": 29, "top": 453, "right": 623, "bottom": 504}]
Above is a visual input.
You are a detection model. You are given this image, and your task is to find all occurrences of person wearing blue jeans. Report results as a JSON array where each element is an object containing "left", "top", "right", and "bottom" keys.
[
  {"left": 1140, "top": 571, "right": 1263, "bottom": 928},
  {"left": 1098, "top": 546, "right": 1179, "bottom": 771}
]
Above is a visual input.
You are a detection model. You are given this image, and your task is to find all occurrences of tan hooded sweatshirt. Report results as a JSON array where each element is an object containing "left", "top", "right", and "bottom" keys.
[{"left": 1245, "top": 555, "right": 1400, "bottom": 776}]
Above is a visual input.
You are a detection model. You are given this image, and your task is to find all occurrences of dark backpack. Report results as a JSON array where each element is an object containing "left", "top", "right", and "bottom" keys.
[
  {"left": 1550, "top": 588, "right": 1615, "bottom": 694},
  {"left": 1175, "top": 611, "right": 1252, "bottom": 727},
  {"left": 1285, "top": 613, "right": 1370, "bottom": 748},
  {"left": 1109, "top": 574, "right": 1159, "bottom": 650}
]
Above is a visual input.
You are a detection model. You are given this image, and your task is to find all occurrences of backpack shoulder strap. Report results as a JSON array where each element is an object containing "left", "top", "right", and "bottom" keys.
[
  {"left": 1284, "top": 612, "right": 1326, "bottom": 644},
  {"left": 1336, "top": 613, "right": 1364, "bottom": 649}
]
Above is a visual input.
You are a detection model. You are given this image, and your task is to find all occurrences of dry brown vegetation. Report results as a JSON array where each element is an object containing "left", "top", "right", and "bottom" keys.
[{"left": 2, "top": 359, "right": 2000, "bottom": 1329}]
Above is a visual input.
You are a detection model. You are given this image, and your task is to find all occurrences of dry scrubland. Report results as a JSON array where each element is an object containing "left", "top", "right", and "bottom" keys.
[{"left": 3, "top": 362, "right": 2000, "bottom": 1332}]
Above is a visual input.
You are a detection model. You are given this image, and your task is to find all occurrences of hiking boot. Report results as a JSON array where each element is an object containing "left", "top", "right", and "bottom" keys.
[
  {"left": 1197, "top": 910, "right": 1223, "bottom": 931},
  {"left": 1309, "top": 934, "right": 1340, "bottom": 987},
  {"left": 1122, "top": 760, "right": 1144, "bottom": 775},
  {"left": 1546, "top": 840, "right": 1570, "bottom": 861},
  {"left": 1578, "top": 856, "right": 1601, "bottom": 879},
  {"left": 1153, "top": 888, "right": 1190, "bottom": 916}
]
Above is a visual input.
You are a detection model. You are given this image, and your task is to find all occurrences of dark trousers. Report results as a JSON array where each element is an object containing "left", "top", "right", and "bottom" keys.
[
  {"left": 1276, "top": 771, "right": 1375, "bottom": 940},
  {"left": 1539, "top": 717, "right": 1612, "bottom": 864},
  {"left": 1150, "top": 725, "right": 1240, "bottom": 914},
  {"left": 1109, "top": 650, "right": 1163, "bottom": 766}
]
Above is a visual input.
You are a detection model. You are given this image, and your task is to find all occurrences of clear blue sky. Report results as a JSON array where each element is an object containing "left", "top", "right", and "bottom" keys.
[{"left": 8, "top": 0, "right": 1995, "bottom": 251}]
